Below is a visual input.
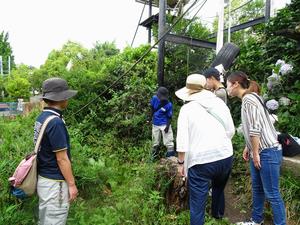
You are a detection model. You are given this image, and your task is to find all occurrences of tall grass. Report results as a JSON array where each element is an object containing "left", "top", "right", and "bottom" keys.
[{"left": 1, "top": 114, "right": 299, "bottom": 224}]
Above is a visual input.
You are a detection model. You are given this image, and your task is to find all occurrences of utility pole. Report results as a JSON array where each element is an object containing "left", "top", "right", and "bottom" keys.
[
  {"left": 265, "top": 0, "right": 271, "bottom": 22},
  {"left": 8, "top": 56, "right": 11, "bottom": 75},
  {"left": 216, "top": 0, "right": 224, "bottom": 54},
  {"left": 227, "top": 0, "right": 231, "bottom": 43},
  {"left": 148, "top": 0, "right": 153, "bottom": 44},
  {"left": 0, "top": 56, "right": 3, "bottom": 75},
  {"left": 157, "top": 0, "right": 166, "bottom": 86}
]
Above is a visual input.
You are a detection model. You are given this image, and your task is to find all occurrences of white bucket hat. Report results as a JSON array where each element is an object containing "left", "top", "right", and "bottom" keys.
[{"left": 175, "top": 74, "right": 207, "bottom": 101}]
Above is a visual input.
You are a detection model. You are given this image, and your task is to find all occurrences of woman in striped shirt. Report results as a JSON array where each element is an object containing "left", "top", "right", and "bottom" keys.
[{"left": 226, "top": 71, "right": 286, "bottom": 225}]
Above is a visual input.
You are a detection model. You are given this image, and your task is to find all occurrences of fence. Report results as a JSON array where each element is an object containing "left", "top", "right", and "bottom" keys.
[{"left": 0, "top": 102, "right": 21, "bottom": 116}]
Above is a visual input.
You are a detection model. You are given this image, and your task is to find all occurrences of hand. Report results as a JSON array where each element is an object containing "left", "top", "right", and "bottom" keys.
[
  {"left": 146, "top": 118, "right": 152, "bottom": 124},
  {"left": 178, "top": 165, "right": 185, "bottom": 177},
  {"left": 253, "top": 152, "right": 261, "bottom": 170},
  {"left": 242, "top": 147, "right": 249, "bottom": 161},
  {"left": 164, "top": 125, "right": 169, "bottom": 133},
  {"left": 68, "top": 184, "right": 78, "bottom": 202}
]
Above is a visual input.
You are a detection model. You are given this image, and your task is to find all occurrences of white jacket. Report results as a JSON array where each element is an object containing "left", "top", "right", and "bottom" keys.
[{"left": 176, "top": 90, "right": 235, "bottom": 170}]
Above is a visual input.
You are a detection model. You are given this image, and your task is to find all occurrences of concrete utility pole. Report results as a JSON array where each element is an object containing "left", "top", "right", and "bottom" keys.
[
  {"left": 148, "top": 0, "right": 153, "bottom": 44},
  {"left": 265, "top": 0, "right": 271, "bottom": 21},
  {"left": 157, "top": 0, "right": 166, "bottom": 86},
  {"left": 227, "top": 0, "right": 231, "bottom": 43},
  {"left": 8, "top": 56, "right": 11, "bottom": 74},
  {"left": 216, "top": 0, "right": 225, "bottom": 54},
  {"left": 0, "top": 56, "right": 3, "bottom": 75}
]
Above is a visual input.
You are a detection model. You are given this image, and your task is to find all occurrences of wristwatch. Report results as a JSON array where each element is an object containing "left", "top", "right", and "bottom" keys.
[{"left": 177, "top": 159, "right": 184, "bottom": 165}]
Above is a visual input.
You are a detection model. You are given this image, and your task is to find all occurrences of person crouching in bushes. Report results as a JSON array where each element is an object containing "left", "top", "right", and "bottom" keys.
[
  {"left": 176, "top": 74, "right": 235, "bottom": 225},
  {"left": 227, "top": 71, "right": 286, "bottom": 225},
  {"left": 148, "top": 86, "right": 175, "bottom": 160},
  {"left": 35, "top": 78, "right": 78, "bottom": 225}
]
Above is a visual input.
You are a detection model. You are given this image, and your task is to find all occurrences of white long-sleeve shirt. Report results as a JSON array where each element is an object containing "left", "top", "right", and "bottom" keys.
[{"left": 176, "top": 90, "right": 235, "bottom": 169}]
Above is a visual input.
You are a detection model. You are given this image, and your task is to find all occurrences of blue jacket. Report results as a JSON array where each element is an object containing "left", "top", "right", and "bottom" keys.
[{"left": 150, "top": 95, "right": 172, "bottom": 126}]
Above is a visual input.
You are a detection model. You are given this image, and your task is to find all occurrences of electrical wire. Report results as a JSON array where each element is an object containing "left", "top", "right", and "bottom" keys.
[
  {"left": 131, "top": 1, "right": 147, "bottom": 47},
  {"left": 228, "top": 0, "right": 254, "bottom": 13},
  {"left": 181, "top": 0, "right": 208, "bottom": 34},
  {"left": 71, "top": 0, "right": 201, "bottom": 117}
]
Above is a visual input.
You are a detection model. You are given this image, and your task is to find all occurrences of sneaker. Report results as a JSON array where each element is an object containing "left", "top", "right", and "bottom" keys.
[
  {"left": 236, "top": 220, "right": 263, "bottom": 225},
  {"left": 208, "top": 188, "right": 212, "bottom": 196},
  {"left": 165, "top": 150, "right": 175, "bottom": 157}
]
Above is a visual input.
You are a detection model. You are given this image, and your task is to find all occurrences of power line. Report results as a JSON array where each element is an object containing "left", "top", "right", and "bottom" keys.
[
  {"left": 131, "top": 1, "right": 147, "bottom": 47},
  {"left": 71, "top": 0, "right": 201, "bottom": 117},
  {"left": 184, "top": 0, "right": 208, "bottom": 30},
  {"left": 228, "top": 0, "right": 254, "bottom": 13}
]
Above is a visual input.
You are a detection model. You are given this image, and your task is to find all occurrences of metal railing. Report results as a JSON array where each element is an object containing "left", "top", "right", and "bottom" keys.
[{"left": 0, "top": 102, "right": 22, "bottom": 116}]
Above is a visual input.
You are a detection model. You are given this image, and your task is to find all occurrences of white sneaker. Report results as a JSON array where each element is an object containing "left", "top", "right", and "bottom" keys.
[{"left": 236, "top": 220, "right": 263, "bottom": 225}]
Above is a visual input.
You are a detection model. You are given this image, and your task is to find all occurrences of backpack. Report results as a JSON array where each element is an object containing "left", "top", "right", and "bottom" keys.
[
  {"left": 250, "top": 93, "right": 300, "bottom": 157},
  {"left": 8, "top": 115, "right": 57, "bottom": 199},
  {"left": 278, "top": 133, "right": 300, "bottom": 157}
]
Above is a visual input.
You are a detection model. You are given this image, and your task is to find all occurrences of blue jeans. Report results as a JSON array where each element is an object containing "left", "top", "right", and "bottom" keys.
[
  {"left": 188, "top": 156, "right": 233, "bottom": 225},
  {"left": 250, "top": 147, "right": 286, "bottom": 225}
]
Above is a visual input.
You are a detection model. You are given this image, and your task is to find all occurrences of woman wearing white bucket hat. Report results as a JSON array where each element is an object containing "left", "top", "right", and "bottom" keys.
[{"left": 175, "top": 74, "right": 235, "bottom": 225}]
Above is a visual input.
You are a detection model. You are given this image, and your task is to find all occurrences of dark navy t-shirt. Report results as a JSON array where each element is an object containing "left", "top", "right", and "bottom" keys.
[
  {"left": 34, "top": 107, "right": 71, "bottom": 180},
  {"left": 150, "top": 95, "right": 173, "bottom": 126}
]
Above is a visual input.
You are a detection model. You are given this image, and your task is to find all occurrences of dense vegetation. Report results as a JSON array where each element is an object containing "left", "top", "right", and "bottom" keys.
[{"left": 1, "top": 0, "right": 300, "bottom": 224}]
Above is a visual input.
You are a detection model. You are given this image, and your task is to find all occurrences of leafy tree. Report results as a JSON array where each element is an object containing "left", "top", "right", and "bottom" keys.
[{"left": 4, "top": 74, "right": 30, "bottom": 99}]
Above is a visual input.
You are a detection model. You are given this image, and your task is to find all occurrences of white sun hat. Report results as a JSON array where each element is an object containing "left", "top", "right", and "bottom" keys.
[{"left": 175, "top": 74, "right": 207, "bottom": 101}]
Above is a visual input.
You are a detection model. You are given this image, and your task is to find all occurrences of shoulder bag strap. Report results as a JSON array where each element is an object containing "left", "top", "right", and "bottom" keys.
[
  {"left": 34, "top": 115, "right": 58, "bottom": 154},
  {"left": 196, "top": 102, "right": 226, "bottom": 131},
  {"left": 250, "top": 93, "right": 267, "bottom": 112},
  {"left": 250, "top": 93, "right": 276, "bottom": 120},
  {"left": 249, "top": 93, "right": 277, "bottom": 127}
]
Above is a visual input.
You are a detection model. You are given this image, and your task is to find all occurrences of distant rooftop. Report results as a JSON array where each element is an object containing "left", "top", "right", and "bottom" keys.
[{"left": 135, "top": 0, "right": 158, "bottom": 7}]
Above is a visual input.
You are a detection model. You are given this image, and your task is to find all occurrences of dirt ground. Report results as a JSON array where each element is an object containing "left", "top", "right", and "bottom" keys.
[
  {"left": 224, "top": 179, "right": 273, "bottom": 225},
  {"left": 224, "top": 179, "right": 300, "bottom": 225}
]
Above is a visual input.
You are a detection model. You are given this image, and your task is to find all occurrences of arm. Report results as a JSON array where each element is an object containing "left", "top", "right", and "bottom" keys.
[
  {"left": 56, "top": 150, "right": 78, "bottom": 202},
  {"left": 244, "top": 101, "right": 261, "bottom": 169},
  {"left": 250, "top": 136, "right": 261, "bottom": 169},
  {"left": 164, "top": 102, "right": 172, "bottom": 133},
  {"left": 147, "top": 97, "right": 155, "bottom": 123},
  {"left": 177, "top": 152, "right": 185, "bottom": 177},
  {"left": 164, "top": 117, "right": 171, "bottom": 133},
  {"left": 243, "top": 146, "right": 249, "bottom": 161},
  {"left": 176, "top": 106, "right": 189, "bottom": 176},
  {"left": 147, "top": 105, "right": 154, "bottom": 123}
]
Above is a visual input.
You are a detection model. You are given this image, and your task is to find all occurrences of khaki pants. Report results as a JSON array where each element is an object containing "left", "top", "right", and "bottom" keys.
[
  {"left": 152, "top": 124, "right": 174, "bottom": 150},
  {"left": 37, "top": 176, "right": 69, "bottom": 225}
]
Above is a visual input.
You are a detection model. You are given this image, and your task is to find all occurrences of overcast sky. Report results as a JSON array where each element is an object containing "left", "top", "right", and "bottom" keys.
[
  {"left": 0, "top": 0, "right": 157, "bottom": 67},
  {"left": 0, "top": 0, "right": 291, "bottom": 68}
]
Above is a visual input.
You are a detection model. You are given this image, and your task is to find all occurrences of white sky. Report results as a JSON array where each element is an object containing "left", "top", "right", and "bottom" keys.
[
  {"left": 0, "top": 0, "right": 159, "bottom": 67},
  {"left": 0, "top": 0, "right": 291, "bottom": 68}
]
